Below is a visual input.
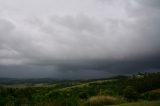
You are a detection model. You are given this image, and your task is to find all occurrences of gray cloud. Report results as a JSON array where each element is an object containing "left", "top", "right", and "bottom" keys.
[
  {"left": 137, "top": 0, "right": 160, "bottom": 8},
  {"left": 0, "top": 0, "right": 160, "bottom": 78}
]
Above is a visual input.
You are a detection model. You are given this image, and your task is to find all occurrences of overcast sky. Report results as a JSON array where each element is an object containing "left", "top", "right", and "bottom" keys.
[{"left": 0, "top": 0, "right": 160, "bottom": 79}]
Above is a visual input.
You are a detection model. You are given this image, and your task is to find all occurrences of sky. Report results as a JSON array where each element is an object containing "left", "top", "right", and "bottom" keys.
[{"left": 0, "top": 0, "right": 160, "bottom": 79}]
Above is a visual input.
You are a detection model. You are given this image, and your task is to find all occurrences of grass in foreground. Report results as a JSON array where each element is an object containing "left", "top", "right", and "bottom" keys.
[{"left": 109, "top": 100, "right": 160, "bottom": 106}]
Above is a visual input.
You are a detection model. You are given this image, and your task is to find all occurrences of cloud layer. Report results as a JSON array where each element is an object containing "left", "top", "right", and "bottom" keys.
[{"left": 0, "top": 0, "right": 160, "bottom": 78}]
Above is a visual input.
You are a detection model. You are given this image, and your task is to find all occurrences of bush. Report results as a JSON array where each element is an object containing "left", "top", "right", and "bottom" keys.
[
  {"left": 101, "top": 89, "right": 115, "bottom": 95},
  {"left": 123, "top": 86, "right": 139, "bottom": 101},
  {"left": 79, "top": 91, "right": 89, "bottom": 99},
  {"left": 142, "top": 89, "right": 160, "bottom": 100}
]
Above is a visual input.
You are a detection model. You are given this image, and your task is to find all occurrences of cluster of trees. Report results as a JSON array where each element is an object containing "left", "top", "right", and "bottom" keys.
[
  {"left": 126, "top": 72, "right": 160, "bottom": 92},
  {"left": 121, "top": 72, "right": 160, "bottom": 101}
]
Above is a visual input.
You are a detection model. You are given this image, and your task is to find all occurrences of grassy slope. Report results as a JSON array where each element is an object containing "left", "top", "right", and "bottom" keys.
[
  {"left": 109, "top": 101, "right": 160, "bottom": 106},
  {"left": 59, "top": 79, "right": 114, "bottom": 91}
]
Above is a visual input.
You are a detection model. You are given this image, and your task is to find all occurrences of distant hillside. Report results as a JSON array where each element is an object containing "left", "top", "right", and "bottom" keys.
[{"left": 0, "top": 75, "right": 128, "bottom": 85}]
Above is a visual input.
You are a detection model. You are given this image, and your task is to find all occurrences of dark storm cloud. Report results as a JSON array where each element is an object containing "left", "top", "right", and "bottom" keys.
[
  {"left": 0, "top": 0, "right": 160, "bottom": 78},
  {"left": 0, "top": 65, "right": 59, "bottom": 78},
  {"left": 56, "top": 54, "right": 160, "bottom": 73}
]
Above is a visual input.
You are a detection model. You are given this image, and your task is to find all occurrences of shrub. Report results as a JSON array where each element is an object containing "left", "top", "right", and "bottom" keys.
[
  {"left": 142, "top": 89, "right": 160, "bottom": 100},
  {"left": 123, "top": 86, "right": 139, "bottom": 101},
  {"left": 79, "top": 91, "right": 89, "bottom": 99},
  {"left": 101, "top": 89, "right": 115, "bottom": 95}
]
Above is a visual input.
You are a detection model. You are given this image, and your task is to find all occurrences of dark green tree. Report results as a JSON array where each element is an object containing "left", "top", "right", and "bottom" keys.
[{"left": 123, "top": 86, "right": 138, "bottom": 101}]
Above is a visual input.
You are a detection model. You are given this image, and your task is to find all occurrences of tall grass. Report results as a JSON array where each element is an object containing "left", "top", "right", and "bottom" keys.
[
  {"left": 83, "top": 95, "right": 124, "bottom": 106},
  {"left": 109, "top": 100, "right": 160, "bottom": 106}
]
